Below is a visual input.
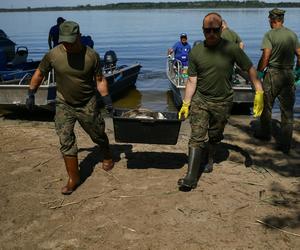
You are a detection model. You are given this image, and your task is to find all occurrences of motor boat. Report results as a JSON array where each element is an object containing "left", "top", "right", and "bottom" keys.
[{"left": 166, "top": 54, "right": 255, "bottom": 109}]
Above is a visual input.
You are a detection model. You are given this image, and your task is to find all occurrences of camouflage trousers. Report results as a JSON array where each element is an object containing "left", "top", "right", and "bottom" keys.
[
  {"left": 55, "top": 96, "right": 110, "bottom": 157},
  {"left": 260, "top": 68, "right": 295, "bottom": 149},
  {"left": 189, "top": 97, "right": 232, "bottom": 148}
]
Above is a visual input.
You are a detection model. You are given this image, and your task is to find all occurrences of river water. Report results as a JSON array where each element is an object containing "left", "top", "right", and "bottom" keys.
[{"left": 0, "top": 8, "right": 299, "bottom": 113}]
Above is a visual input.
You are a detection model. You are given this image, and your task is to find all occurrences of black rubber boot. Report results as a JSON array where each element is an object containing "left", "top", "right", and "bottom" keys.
[
  {"left": 178, "top": 147, "right": 202, "bottom": 191},
  {"left": 203, "top": 143, "right": 216, "bottom": 173}
]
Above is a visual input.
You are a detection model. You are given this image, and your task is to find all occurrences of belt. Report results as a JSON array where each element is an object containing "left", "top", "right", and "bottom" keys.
[{"left": 268, "top": 65, "right": 293, "bottom": 70}]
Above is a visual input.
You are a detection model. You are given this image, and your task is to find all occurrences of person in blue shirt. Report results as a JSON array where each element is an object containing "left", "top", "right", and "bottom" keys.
[
  {"left": 168, "top": 33, "right": 191, "bottom": 67},
  {"left": 48, "top": 17, "right": 65, "bottom": 49}
]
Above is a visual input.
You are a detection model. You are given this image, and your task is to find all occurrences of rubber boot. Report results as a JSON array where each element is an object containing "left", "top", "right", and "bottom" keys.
[
  {"left": 61, "top": 155, "right": 81, "bottom": 195},
  {"left": 203, "top": 143, "right": 216, "bottom": 173},
  {"left": 278, "top": 122, "right": 293, "bottom": 154},
  {"left": 178, "top": 147, "right": 202, "bottom": 191}
]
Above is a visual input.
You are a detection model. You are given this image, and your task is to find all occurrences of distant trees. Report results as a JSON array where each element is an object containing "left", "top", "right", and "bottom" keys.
[{"left": 1, "top": 1, "right": 300, "bottom": 12}]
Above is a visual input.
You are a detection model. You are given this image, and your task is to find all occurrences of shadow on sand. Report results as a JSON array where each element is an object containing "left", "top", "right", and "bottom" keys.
[{"left": 227, "top": 117, "right": 300, "bottom": 230}]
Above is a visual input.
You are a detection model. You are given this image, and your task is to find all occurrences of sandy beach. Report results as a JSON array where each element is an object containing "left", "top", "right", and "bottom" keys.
[{"left": 0, "top": 113, "right": 299, "bottom": 249}]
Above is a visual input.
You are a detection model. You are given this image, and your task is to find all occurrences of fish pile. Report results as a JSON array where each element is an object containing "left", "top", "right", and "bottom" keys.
[{"left": 121, "top": 108, "right": 166, "bottom": 120}]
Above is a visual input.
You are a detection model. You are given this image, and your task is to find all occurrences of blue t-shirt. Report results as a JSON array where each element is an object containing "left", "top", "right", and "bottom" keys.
[
  {"left": 172, "top": 41, "right": 191, "bottom": 66},
  {"left": 49, "top": 25, "right": 60, "bottom": 47}
]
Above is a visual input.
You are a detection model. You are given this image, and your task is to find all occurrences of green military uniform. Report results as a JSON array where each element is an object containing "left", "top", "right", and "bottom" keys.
[
  {"left": 221, "top": 28, "right": 242, "bottom": 45},
  {"left": 260, "top": 8, "right": 300, "bottom": 151},
  {"left": 39, "top": 44, "right": 110, "bottom": 156},
  {"left": 187, "top": 39, "right": 252, "bottom": 148},
  {"left": 221, "top": 28, "right": 243, "bottom": 84}
]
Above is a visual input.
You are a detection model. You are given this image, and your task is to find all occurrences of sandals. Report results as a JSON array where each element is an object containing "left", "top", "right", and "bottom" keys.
[{"left": 102, "top": 159, "right": 114, "bottom": 171}]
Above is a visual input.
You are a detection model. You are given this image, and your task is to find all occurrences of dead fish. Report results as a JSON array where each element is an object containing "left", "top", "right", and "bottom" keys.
[{"left": 121, "top": 108, "right": 166, "bottom": 120}]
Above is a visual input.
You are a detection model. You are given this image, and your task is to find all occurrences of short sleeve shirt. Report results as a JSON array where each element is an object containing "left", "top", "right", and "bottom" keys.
[
  {"left": 172, "top": 41, "right": 191, "bottom": 60},
  {"left": 221, "top": 28, "right": 242, "bottom": 45},
  {"left": 38, "top": 44, "right": 103, "bottom": 106},
  {"left": 261, "top": 27, "right": 300, "bottom": 69},
  {"left": 188, "top": 39, "right": 252, "bottom": 102}
]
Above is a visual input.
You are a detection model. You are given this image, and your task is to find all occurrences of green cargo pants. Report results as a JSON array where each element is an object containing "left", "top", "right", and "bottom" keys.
[
  {"left": 260, "top": 68, "right": 295, "bottom": 150},
  {"left": 189, "top": 96, "right": 232, "bottom": 148},
  {"left": 55, "top": 96, "right": 110, "bottom": 157}
]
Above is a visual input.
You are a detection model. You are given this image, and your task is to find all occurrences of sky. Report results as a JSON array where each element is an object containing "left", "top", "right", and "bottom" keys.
[{"left": 1, "top": 0, "right": 300, "bottom": 9}]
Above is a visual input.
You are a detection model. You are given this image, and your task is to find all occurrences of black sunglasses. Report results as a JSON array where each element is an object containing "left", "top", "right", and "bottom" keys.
[{"left": 203, "top": 27, "right": 221, "bottom": 34}]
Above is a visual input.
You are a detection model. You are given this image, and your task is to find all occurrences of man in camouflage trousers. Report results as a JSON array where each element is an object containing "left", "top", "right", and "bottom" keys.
[
  {"left": 26, "top": 21, "right": 114, "bottom": 195},
  {"left": 177, "top": 12, "right": 264, "bottom": 191},
  {"left": 256, "top": 8, "right": 300, "bottom": 154}
]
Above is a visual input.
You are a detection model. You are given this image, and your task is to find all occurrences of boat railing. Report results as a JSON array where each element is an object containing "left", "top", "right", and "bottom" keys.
[
  {"left": 18, "top": 72, "right": 32, "bottom": 85},
  {"left": 167, "top": 55, "right": 187, "bottom": 89},
  {"left": 42, "top": 69, "right": 56, "bottom": 86}
]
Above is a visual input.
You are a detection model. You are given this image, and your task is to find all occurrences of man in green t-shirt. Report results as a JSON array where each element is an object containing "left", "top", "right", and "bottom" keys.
[
  {"left": 26, "top": 21, "right": 115, "bottom": 195},
  {"left": 256, "top": 8, "right": 300, "bottom": 154},
  {"left": 221, "top": 19, "right": 244, "bottom": 49},
  {"left": 177, "top": 12, "right": 264, "bottom": 191}
]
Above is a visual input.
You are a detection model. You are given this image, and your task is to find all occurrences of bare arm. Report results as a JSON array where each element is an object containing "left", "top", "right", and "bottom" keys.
[
  {"left": 239, "top": 42, "right": 244, "bottom": 50},
  {"left": 96, "top": 74, "right": 109, "bottom": 96},
  {"left": 168, "top": 48, "right": 174, "bottom": 55},
  {"left": 183, "top": 76, "right": 197, "bottom": 103},
  {"left": 257, "top": 48, "right": 272, "bottom": 71},
  {"left": 248, "top": 66, "right": 263, "bottom": 92},
  {"left": 29, "top": 68, "right": 45, "bottom": 91}
]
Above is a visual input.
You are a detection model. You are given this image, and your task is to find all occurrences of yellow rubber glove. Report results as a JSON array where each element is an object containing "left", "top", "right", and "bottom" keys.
[
  {"left": 253, "top": 91, "right": 264, "bottom": 117},
  {"left": 178, "top": 100, "right": 190, "bottom": 120}
]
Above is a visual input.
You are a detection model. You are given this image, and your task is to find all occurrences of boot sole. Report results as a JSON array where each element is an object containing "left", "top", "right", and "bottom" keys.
[{"left": 177, "top": 178, "right": 197, "bottom": 192}]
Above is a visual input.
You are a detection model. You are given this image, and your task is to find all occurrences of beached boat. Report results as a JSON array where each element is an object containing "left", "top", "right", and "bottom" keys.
[
  {"left": 0, "top": 49, "right": 141, "bottom": 111},
  {"left": 0, "top": 30, "right": 41, "bottom": 83},
  {"left": 166, "top": 56, "right": 255, "bottom": 109}
]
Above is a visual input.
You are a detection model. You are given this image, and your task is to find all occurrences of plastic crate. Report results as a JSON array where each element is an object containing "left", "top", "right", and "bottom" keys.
[{"left": 113, "top": 109, "right": 182, "bottom": 145}]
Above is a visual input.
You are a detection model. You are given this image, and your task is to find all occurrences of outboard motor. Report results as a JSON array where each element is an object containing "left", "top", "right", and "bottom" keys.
[{"left": 104, "top": 50, "right": 118, "bottom": 72}]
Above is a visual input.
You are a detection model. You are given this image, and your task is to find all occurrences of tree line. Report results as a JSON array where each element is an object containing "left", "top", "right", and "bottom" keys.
[{"left": 1, "top": 1, "right": 300, "bottom": 12}]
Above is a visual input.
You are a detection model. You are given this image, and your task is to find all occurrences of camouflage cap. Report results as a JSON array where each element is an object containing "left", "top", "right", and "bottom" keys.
[
  {"left": 268, "top": 8, "right": 285, "bottom": 18},
  {"left": 58, "top": 21, "right": 80, "bottom": 43}
]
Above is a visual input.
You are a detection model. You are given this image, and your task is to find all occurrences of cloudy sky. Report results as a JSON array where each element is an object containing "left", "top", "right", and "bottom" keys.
[{"left": 1, "top": 0, "right": 300, "bottom": 9}]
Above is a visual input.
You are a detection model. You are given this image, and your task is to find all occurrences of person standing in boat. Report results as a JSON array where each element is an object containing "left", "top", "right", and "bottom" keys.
[
  {"left": 177, "top": 12, "right": 264, "bottom": 191},
  {"left": 48, "top": 17, "right": 65, "bottom": 49},
  {"left": 255, "top": 8, "right": 300, "bottom": 154},
  {"left": 168, "top": 33, "right": 191, "bottom": 76},
  {"left": 221, "top": 19, "right": 244, "bottom": 49},
  {"left": 26, "top": 21, "right": 115, "bottom": 195},
  {"left": 221, "top": 19, "right": 245, "bottom": 84}
]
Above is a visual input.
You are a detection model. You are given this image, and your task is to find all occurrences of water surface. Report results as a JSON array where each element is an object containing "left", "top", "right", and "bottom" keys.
[{"left": 1, "top": 8, "right": 299, "bottom": 112}]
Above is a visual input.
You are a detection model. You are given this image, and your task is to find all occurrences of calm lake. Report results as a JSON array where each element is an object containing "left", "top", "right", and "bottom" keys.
[{"left": 1, "top": 8, "right": 299, "bottom": 113}]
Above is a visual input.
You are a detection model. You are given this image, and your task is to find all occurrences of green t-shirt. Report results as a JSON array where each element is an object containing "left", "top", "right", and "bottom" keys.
[
  {"left": 261, "top": 27, "right": 300, "bottom": 69},
  {"left": 188, "top": 39, "right": 252, "bottom": 102},
  {"left": 221, "top": 28, "right": 242, "bottom": 45},
  {"left": 39, "top": 44, "right": 102, "bottom": 106}
]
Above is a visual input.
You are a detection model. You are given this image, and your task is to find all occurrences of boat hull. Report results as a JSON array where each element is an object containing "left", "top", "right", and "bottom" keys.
[
  {"left": 167, "top": 58, "right": 254, "bottom": 109},
  {"left": 0, "top": 64, "right": 142, "bottom": 112}
]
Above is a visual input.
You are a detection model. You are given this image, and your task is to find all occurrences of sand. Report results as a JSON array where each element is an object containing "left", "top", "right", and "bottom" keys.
[{"left": 0, "top": 114, "right": 299, "bottom": 249}]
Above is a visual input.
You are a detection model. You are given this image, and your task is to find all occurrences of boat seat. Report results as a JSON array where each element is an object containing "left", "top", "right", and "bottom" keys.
[{"left": 11, "top": 46, "right": 28, "bottom": 66}]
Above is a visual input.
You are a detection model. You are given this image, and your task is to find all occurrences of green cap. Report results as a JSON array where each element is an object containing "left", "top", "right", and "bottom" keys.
[
  {"left": 59, "top": 21, "right": 80, "bottom": 43},
  {"left": 268, "top": 8, "right": 285, "bottom": 18}
]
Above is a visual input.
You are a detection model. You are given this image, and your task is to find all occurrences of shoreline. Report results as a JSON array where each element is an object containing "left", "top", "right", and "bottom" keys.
[{"left": 1, "top": 2, "right": 300, "bottom": 12}]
